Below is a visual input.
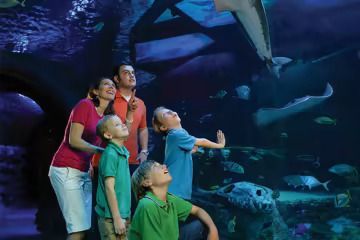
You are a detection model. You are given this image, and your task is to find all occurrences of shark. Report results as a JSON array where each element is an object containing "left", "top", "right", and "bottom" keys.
[{"left": 214, "top": 0, "right": 291, "bottom": 77}]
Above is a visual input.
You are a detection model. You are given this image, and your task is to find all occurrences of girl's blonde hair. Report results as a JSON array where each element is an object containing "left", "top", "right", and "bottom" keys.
[{"left": 131, "top": 160, "right": 156, "bottom": 202}]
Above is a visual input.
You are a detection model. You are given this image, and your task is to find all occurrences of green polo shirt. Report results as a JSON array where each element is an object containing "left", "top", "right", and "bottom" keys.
[
  {"left": 128, "top": 192, "right": 192, "bottom": 240},
  {"left": 95, "top": 141, "right": 131, "bottom": 219}
]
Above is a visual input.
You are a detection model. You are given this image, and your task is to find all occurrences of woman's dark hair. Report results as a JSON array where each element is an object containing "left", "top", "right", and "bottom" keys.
[{"left": 88, "top": 77, "right": 115, "bottom": 115}]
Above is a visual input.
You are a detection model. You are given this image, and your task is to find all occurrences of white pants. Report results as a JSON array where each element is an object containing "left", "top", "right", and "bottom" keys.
[{"left": 49, "top": 166, "right": 92, "bottom": 233}]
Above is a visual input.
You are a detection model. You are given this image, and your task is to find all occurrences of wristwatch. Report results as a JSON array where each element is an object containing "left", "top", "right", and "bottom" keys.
[{"left": 140, "top": 150, "right": 149, "bottom": 156}]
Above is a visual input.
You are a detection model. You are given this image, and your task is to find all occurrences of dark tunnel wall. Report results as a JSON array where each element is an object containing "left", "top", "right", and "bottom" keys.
[{"left": 0, "top": 72, "right": 63, "bottom": 201}]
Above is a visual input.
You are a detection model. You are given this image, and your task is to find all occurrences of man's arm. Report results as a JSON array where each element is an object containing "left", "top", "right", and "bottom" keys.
[
  {"left": 137, "top": 127, "right": 149, "bottom": 162},
  {"left": 190, "top": 205, "right": 219, "bottom": 240},
  {"left": 104, "top": 177, "right": 126, "bottom": 236}
]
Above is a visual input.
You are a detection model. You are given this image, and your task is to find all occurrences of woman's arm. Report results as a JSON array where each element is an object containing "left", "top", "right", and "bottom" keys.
[
  {"left": 190, "top": 205, "right": 219, "bottom": 240},
  {"left": 69, "top": 122, "right": 103, "bottom": 153}
]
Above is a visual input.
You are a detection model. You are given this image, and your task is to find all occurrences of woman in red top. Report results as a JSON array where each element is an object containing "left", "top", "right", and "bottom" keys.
[{"left": 49, "top": 77, "right": 116, "bottom": 240}]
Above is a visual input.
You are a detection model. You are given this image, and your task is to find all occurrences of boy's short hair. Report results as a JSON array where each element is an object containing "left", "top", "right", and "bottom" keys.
[
  {"left": 152, "top": 106, "right": 167, "bottom": 134},
  {"left": 131, "top": 160, "right": 156, "bottom": 202},
  {"left": 96, "top": 114, "right": 116, "bottom": 142}
]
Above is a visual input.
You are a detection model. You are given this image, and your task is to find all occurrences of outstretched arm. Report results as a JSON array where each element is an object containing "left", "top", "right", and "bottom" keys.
[
  {"left": 195, "top": 130, "right": 225, "bottom": 149},
  {"left": 190, "top": 205, "right": 219, "bottom": 240}
]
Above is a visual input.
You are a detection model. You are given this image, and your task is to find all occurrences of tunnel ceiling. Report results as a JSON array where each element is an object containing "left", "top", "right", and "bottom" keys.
[{"left": 0, "top": 0, "right": 359, "bottom": 63}]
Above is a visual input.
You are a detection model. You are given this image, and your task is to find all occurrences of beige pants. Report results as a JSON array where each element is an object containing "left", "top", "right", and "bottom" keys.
[{"left": 98, "top": 217, "right": 130, "bottom": 240}]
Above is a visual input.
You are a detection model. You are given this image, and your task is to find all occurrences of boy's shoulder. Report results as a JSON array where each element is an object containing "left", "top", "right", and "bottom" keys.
[
  {"left": 102, "top": 144, "right": 118, "bottom": 157},
  {"left": 103, "top": 142, "right": 129, "bottom": 158},
  {"left": 137, "top": 196, "right": 160, "bottom": 212},
  {"left": 167, "top": 128, "right": 189, "bottom": 137}
]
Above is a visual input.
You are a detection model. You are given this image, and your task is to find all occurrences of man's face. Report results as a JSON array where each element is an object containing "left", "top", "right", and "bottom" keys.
[{"left": 116, "top": 65, "right": 136, "bottom": 89}]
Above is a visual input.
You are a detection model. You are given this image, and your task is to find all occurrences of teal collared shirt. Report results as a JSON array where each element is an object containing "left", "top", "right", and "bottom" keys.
[
  {"left": 129, "top": 191, "right": 192, "bottom": 240},
  {"left": 95, "top": 141, "right": 131, "bottom": 219}
]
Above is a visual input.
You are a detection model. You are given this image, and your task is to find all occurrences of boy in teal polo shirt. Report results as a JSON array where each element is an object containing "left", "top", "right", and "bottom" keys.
[
  {"left": 95, "top": 114, "right": 133, "bottom": 240},
  {"left": 129, "top": 160, "right": 219, "bottom": 240}
]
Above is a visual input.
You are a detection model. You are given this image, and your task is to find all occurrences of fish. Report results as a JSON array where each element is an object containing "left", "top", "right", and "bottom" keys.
[
  {"left": 296, "top": 155, "right": 321, "bottom": 168},
  {"left": 0, "top": 0, "right": 25, "bottom": 8},
  {"left": 198, "top": 113, "right": 213, "bottom": 124},
  {"left": 223, "top": 177, "right": 233, "bottom": 184},
  {"left": 326, "top": 217, "right": 356, "bottom": 234},
  {"left": 329, "top": 164, "right": 359, "bottom": 183},
  {"left": 296, "top": 154, "right": 316, "bottom": 162},
  {"left": 209, "top": 90, "right": 227, "bottom": 99},
  {"left": 221, "top": 161, "right": 245, "bottom": 174},
  {"left": 220, "top": 148, "right": 231, "bottom": 161},
  {"left": 193, "top": 146, "right": 205, "bottom": 156},
  {"left": 280, "top": 132, "right": 288, "bottom": 138},
  {"left": 234, "top": 85, "right": 251, "bottom": 100},
  {"left": 93, "top": 22, "right": 105, "bottom": 32},
  {"left": 208, "top": 149, "right": 215, "bottom": 158},
  {"left": 292, "top": 223, "right": 311, "bottom": 237},
  {"left": 227, "top": 216, "right": 236, "bottom": 233},
  {"left": 334, "top": 190, "right": 351, "bottom": 208},
  {"left": 313, "top": 116, "right": 336, "bottom": 125},
  {"left": 283, "top": 175, "right": 331, "bottom": 191},
  {"left": 225, "top": 146, "right": 256, "bottom": 153},
  {"left": 214, "top": 0, "right": 292, "bottom": 78},
  {"left": 329, "top": 164, "right": 358, "bottom": 177},
  {"left": 248, "top": 154, "right": 262, "bottom": 161},
  {"left": 209, "top": 185, "right": 220, "bottom": 190}
]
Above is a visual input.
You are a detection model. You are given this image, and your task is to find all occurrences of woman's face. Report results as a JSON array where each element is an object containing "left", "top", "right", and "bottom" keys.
[{"left": 95, "top": 78, "right": 116, "bottom": 101}]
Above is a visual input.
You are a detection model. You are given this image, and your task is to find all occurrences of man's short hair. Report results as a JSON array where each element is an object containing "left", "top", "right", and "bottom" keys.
[{"left": 112, "top": 62, "right": 133, "bottom": 78}]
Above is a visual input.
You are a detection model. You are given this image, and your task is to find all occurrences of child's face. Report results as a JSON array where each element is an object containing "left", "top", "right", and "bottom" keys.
[
  {"left": 104, "top": 116, "right": 129, "bottom": 140},
  {"left": 155, "top": 108, "right": 181, "bottom": 131},
  {"left": 148, "top": 162, "right": 172, "bottom": 186}
]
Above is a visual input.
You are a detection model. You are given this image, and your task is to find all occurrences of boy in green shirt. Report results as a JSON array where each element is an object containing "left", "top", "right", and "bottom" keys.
[
  {"left": 129, "top": 160, "right": 219, "bottom": 240},
  {"left": 95, "top": 113, "right": 134, "bottom": 240}
]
